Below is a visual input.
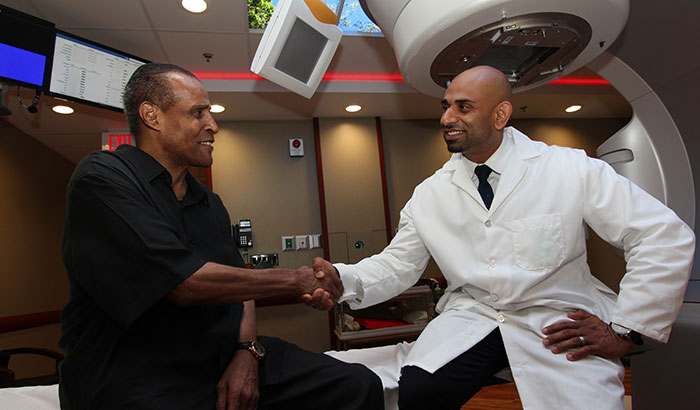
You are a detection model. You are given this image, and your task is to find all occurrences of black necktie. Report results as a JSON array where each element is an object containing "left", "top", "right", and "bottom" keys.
[{"left": 475, "top": 165, "right": 494, "bottom": 209}]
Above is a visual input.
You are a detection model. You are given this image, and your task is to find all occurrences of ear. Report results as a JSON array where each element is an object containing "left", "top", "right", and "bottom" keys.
[
  {"left": 493, "top": 101, "right": 513, "bottom": 131},
  {"left": 139, "top": 102, "right": 161, "bottom": 132}
]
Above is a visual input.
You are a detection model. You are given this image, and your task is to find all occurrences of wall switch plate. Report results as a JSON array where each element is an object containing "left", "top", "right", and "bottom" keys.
[
  {"left": 294, "top": 235, "right": 308, "bottom": 250},
  {"left": 309, "top": 234, "right": 322, "bottom": 249},
  {"left": 282, "top": 236, "right": 294, "bottom": 251}
]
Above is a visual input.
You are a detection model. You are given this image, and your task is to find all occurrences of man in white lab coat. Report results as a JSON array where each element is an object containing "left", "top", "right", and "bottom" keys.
[{"left": 310, "top": 65, "right": 695, "bottom": 409}]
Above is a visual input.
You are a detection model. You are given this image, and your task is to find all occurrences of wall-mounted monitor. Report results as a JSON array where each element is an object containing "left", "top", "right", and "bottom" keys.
[
  {"left": 251, "top": 0, "right": 342, "bottom": 99},
  {"left": 0, "top": 5, "right": 55, "bottom": 90},
  {"left": 48, "top": 31, "right": 148, "bottom": 112}
]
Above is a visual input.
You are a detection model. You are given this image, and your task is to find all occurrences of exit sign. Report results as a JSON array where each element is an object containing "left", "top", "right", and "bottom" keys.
[{"left": 101, "top": 130, "right": 135, "bottom": 151}]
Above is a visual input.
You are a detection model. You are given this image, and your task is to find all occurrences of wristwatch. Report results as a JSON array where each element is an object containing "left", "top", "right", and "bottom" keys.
[
  {"left": 236, "top": 340, "right": 266, "bottom": 360},
  {"left": 609, "top": 322, "right": 644, "bottom": 345}
]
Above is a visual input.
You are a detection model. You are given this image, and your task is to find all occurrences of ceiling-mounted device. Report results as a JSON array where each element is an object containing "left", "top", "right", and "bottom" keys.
[
  {"left": 251, "top": 0, "right": 342, "bottom": 99},
  {"left": 359, "top": 0, "right": 629, "bottom": 96}
]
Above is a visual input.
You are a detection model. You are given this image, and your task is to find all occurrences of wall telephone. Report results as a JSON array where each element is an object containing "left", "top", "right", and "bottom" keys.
[{"left": 233, "top": 219, "right": 253, "bottom": 248}]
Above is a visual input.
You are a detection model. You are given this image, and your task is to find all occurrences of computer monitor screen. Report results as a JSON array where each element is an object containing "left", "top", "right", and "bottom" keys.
[
  {"left": 0, "top": 5, "right": 55, "bottom": 90},
  {"left": 48, "top": 31, "right": 148, "bottom": 111}
]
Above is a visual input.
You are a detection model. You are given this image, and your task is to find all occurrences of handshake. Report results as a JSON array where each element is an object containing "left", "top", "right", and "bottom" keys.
[{"left": 295, "top": 257, "right": 342, "bottom": 311}]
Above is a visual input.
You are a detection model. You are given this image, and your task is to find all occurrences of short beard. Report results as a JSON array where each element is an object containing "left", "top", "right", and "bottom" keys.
[{"left": 446, "top": 140, "right": 463, "bottom": 153}]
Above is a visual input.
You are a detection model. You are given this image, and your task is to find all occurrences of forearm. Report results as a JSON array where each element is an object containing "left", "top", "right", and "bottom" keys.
[
  {"left": 168, "top": 261, "right": 300, "bottom": 306},
  {"left": 238, "top": 300, "right": 257, "bottom": 342}
]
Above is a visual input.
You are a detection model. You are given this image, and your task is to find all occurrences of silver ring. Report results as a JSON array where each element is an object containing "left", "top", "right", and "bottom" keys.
[{"left": 578, "top": 336, "right": 586, "bottom": 346}]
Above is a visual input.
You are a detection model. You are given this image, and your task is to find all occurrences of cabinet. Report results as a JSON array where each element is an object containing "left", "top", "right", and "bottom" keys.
[{"left": 332, "top": 285, "right": 435, "bottom": 350}]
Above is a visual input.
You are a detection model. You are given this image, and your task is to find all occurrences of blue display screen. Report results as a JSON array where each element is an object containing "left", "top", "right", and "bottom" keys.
[{"left": 0, "top": 42, "right": 46, "bottom": 86}]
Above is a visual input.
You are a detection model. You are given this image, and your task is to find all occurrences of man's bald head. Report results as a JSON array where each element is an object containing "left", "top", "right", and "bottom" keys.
[{"left": 450, "top": 65, "right": 513, "bottom": 108}]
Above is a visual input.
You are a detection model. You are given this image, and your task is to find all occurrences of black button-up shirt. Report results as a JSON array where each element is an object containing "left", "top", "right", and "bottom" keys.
[{"left": 59, "top": 144, "right": 244, "bottom": 409}]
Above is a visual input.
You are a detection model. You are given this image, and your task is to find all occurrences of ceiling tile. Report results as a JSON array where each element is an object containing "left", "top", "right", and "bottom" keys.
[
  {"left": 143, "top": 0, "right": 249, "bottom": 34},
  {"left": 1, "top": 0, "right": 44, "bottom": 18},
  {"left": 157, "top": 31, "right": 251, "bottom": 73},
  {"left": 326, "top": 36, "right": 400, "bottom": 74},
  {"left": 25, "top": 0, "right": 152, "bottom": 30}
]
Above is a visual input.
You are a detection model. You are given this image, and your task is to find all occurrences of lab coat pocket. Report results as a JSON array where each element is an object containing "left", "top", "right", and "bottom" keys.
[{"left": 510, "top": 214, "right": 565, "bottom": 270}]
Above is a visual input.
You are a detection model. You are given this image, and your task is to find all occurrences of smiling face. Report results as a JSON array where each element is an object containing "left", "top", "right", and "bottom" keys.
[
  {"left": 147, "top": 72, "right": 219, "bottom": 172},
  {"left": 440, "top": 66, "right": 513, "bottom": 163}
]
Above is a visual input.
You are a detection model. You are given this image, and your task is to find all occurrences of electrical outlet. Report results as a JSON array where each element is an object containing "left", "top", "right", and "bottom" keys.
[
  {"left": 282, "top": 236, "right": 294, "bottom": 251},
  {"left": 295, "top": 235, "right": 308, "bottom": 250},
  {"left": 309, "top": 234, "right": 322, "bottom": 249}
]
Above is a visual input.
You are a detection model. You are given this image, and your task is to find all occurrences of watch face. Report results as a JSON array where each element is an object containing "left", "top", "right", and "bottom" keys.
[{"left": 251, "top": 340, "right": 266, "bottom": 357}]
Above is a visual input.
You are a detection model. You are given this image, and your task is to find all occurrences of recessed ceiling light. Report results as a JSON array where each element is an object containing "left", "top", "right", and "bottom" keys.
[
  {"left": 52, "top": 105, "right": 74, "bottom": 115},
  {"left": 565, "top": 104, "right": 582, "bottom": 113},
  {"left": 210, "top": 104, "right": 225, "bottom": 113},
  {"left": 345, "top": 104, "right": 362, "bottom": 113},
  {"left": 182, "top": 0, "right": 207, "bottom": 13}
]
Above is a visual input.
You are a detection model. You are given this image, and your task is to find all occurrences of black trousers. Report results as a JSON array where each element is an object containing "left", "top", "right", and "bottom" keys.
[
  {"left": 258, "top": 336, "right": 384, "bottom": 410},
  {"left": 397, "top": 328, "right": 509, "bottom": 410}
]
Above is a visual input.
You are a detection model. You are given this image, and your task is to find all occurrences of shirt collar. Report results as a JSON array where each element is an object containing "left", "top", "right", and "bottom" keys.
[
  {"left": 115, "top": 144, "right": 168, "bottom": 182},
  {"left": 462, "top": 129, "right": 514, "bottom": 176},
  {"left": 116, "top": 144, "right": 209, "bottom": 207},
  {"left": 183, "top": 172, "right": 208, "bottom": 206}
]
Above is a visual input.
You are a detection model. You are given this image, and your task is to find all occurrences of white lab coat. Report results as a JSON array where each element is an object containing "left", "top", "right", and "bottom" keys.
[{"left": 335, "top": 127, "right": 695, "bottom": 409}]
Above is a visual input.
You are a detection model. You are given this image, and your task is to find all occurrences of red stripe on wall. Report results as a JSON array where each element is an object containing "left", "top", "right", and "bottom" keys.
[
  {"left": 313, "top": 117, "right": 331, "bottom": 261},
  {"left": 375, "top": 117, "right": 393, "bottom": 244}
]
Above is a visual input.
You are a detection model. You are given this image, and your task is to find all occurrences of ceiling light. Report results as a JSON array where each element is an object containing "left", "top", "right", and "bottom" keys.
[
  {"left": 52, "top": 105, "right": 74, "bottom": 115},
  {"left": 182, "top": 0, "right": 207, "bottom": 13},
  {"left": 565, "top": 105, "right": 582, "bottom": 113},
  {"left": 345, "top": 104, "right": 362, "bottom": 113},
  {"left": 210, "top": 104, "right": 225, "bottom": 113}
]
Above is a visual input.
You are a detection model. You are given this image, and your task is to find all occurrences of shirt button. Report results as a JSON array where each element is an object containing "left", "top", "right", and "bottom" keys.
[
  {"left": 497, "top": 314, "right": 506, "bottom": 323},
  {"left": 489, "top": 259, "right": 497, "bottom": 267},
  {"left": 491, "top": 294, "right": 499, "bottom": 302},
  {"left": 485, "top": 220, "right": 492, "bottom": 227}
]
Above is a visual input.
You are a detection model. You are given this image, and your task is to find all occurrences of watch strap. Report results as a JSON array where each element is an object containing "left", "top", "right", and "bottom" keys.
[
  {"left": 236, "top": 340, "right": 265, "bottom": 359},
  {"left": 609, "top": 322, "right": 644, "bottom": 345}
]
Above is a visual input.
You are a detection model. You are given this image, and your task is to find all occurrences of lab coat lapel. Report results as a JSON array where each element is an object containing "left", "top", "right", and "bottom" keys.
[
  {"left": 489, "top": 128, "right": 541, "bottom": 214},
  {"left": 489, "top": 157, "right": 527, "bottom": 214},
  {"left": 450, "top": 157, "right": 487, "bottom": 210}
]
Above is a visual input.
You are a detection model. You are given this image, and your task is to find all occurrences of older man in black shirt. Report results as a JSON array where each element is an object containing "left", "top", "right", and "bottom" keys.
[{"left": 59, "top": 63, "right": 383, "bottom": 410}]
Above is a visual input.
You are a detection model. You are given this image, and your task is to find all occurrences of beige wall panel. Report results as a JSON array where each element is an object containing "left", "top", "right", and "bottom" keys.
[
  {"left": 0, "top": 120, "right": 74, "bottom": 378},
  {"left": 318, "top": 118, "right": 385, "bottom": 234},
  {"left": 370, "top": 229, "right": 389, "bottom": 255},
  {"left": 211, "top": 120, "right": 323, "bottom": 269},
  {"left": 328, "top": 232, "right": 349, "bottom": 264},
  {"left": 346, "top": 231, "right": 376, "bottom": 264},
  {"left": 0, "top": 122, "right": 72, "bottom": 316},
  {"left": 381, "top": 119, "right": 448, "bottom": 232}
]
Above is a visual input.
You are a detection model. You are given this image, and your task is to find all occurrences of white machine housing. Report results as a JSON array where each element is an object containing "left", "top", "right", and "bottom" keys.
[
  {"left": 251, "top": 0, "right": 342, "bottom": 99},
  {"left": 359, "top": 0, "right": 629, "bottom": 96}
]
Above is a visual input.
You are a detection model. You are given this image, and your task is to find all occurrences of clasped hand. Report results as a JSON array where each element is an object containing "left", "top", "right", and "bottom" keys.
[
  {"left": 542, "top": 309, "right": 633, "bottom": 361},
  {"left": 296, "top": 257, "right": 343, "bottom": 310}
]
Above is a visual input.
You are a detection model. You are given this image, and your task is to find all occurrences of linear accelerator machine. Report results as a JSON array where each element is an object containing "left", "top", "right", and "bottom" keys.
[{"left": 358, "top": 0, "right": 700, "bottom": 408}]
